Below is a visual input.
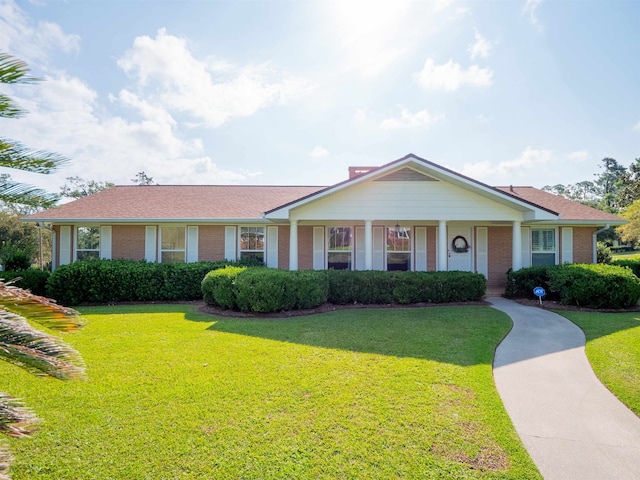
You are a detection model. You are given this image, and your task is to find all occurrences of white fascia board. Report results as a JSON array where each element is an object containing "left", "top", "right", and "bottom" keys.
[
  {"left": 524, "top": 219, "right": 626, "bottom": 227},
  {"left": 21, "top": 217, "right": 272, "bottom": 224}
]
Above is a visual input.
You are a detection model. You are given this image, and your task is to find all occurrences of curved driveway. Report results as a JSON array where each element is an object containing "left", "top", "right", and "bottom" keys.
[{"left": 489, "top": 297, "right": 640, "bottom": 480}]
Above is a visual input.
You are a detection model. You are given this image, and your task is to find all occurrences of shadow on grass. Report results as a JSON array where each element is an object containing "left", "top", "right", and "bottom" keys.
[{"left": 203, "top": 306, "right": 511, "bottom": 367}]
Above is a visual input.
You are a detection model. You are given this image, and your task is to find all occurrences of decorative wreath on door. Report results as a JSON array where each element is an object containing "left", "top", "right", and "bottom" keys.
[{"left": 451, "top": 235, "right": 470, "bottom": 253}]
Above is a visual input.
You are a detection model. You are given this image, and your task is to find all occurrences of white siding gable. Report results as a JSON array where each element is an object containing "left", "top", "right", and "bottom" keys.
[{"left": 291, "top": 177, "right": 523, "bottom": 221}]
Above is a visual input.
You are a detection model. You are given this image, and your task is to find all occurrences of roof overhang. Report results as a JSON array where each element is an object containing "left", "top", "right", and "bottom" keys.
[
  {"left": 264, "top": 153, "right": 559, "bottom": 221},
  {"left": 21, "top": 217, "right": 271, "bottom": 225}
]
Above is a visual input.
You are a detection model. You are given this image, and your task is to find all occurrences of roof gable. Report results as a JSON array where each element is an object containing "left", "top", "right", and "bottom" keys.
[{"left": 265, "top": 153, "right": 559, "bottom": 221}]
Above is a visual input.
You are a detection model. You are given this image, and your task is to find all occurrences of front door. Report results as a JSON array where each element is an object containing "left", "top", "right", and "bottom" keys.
[{"left": 447, "top": 227, "right": 473, "bottom": 272}]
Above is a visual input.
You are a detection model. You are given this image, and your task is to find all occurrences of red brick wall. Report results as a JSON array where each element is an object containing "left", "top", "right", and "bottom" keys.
[
  {"left": 488, "top": 226, "right": 512, "bottom": 288},
  {"left": 112, "top": 225, "right": 146, "bottom": 260},
  {"left": 298, "top": 226, "right": 314, "bottom": 270},
  {"left": 278, "top": 226, "right": 290, "bottom": 270},
  {"left": 198, "top": 225, "right": 225, "bottom": 261},
  {"left": 573, "top": 227, "right": 596, "bottom": 264}
]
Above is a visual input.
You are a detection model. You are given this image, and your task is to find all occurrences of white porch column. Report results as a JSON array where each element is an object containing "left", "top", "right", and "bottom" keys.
[
  {"left": 289, "top": 219, "right": 298, "bottom": 271},
  {"left": 438, "top": 220, "right": 448, "bottom": 271},
  {"left": 364, "top": 220, "right": 373, "bottom": 270},
  {"left": 512, "top": 220, "right": 522, "bottom": 271}
]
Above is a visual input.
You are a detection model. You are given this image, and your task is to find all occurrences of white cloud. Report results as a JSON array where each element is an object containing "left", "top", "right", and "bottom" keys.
[
  {"left": 0, "top": 0, "right": 80, "bottom": 63},
  {"left": 523, "top": 0, "right": 543, "bottom": 32},
  {"left": 475, "top": 114, "right": 489, "bottom": 124},
  {"left": 310, "top": 146, "right": 329, "bottom": 158},
  {"left": 468, "top": 30, "right": 492, "bottom": 60},
  {"left": 567, "top": 150, "right": 589, "bottom": 162},
  {"left": 461, "top": 147, "right": 552, "bottom": 182},
  {"left": 633, "top": 121, "right": 640, "bottom": 133},
  {"left": 416, "top": 58, "right": 493, "bottom": 91},
  {"left": 354, "top": 108, "right": 369, "bottom": 124},
  {"left": 117, "top": 28, "right": 312, "bottom": 128},
  {"left": 0, "top": 71, "right": 254, "bottom": 189},
  {"left": 379, "top": 106, "right": 443, "bottom": 130}
]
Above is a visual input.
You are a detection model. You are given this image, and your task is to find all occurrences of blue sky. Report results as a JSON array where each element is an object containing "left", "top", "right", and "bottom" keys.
[{"left": 0, "top": 0, "right": 638, "bottom": 194}]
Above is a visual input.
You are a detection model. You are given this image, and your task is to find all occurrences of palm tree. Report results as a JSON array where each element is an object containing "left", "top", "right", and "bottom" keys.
[
  {"left": 0, "top": 52, "right": 83, "bottom": 479},
  {"left": 0, "top": 52, "right": 68, "bottom": 209},
  {"left": 0, "top": 282, "right": 85, "bottom": 479}
]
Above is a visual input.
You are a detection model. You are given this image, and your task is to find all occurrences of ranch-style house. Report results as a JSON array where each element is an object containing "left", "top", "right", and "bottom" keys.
[{"left": 24, "top": 154, "right": 624, "bottom": 288}]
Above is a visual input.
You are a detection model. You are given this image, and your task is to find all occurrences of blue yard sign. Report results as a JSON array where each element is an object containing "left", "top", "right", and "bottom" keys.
[{"left": 533, "top": 286, "right": 546, "bottom": 305}]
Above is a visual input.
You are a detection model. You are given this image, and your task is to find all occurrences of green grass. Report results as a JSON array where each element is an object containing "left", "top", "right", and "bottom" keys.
[
  {"left": 560, "top": 311, "right": 640, "bottom": 416},
  {"left": 611, "top": 250, "right": 640, "bottom": 260},
  {"left": 2, "top": 304, "right": 540, "bottom": 479}
]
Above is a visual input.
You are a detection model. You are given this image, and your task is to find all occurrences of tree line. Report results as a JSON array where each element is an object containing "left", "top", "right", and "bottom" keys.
[{"left": 542, "top": 157, "right": 640, "bottom": 245}]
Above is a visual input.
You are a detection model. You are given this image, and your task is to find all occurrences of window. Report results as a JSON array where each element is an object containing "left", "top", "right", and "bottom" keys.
[
  {"left": 76, "top": 226, "right": 100, "bottom": 260},
  {"left": 532, "top": 228, "right": 556, "bottom": 266},
  {"left": 161, "top": 226, "right": 185, "bottom": 263},
  {"left": 327, "top": 227, "right": 352, "bottom": 270},
  {"left": 386, "top": 227, "right": 411, "bottom": 271},
  {"left": 240, "top": 226, "right": 265, "bottom": 261}
]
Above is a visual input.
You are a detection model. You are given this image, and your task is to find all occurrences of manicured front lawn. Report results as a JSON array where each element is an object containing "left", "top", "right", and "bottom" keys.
[
  {"left": 560, "top": 311, "right": 640, "bottom": 416},
  {"left": 2, "top": 305, "right": 540, "bottom": 479}
]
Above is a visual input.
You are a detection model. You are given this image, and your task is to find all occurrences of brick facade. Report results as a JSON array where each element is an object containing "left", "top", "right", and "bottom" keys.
[
  {"left": 112, "top": 225, "right": 146, "bottom": 260},
  {"left": 573, "top": 227, "right": 596, "bottom": 264},
  {"left": 198, "top": 225, "right": 226, "bottom": 262},
  {"left": 487, "top": 226, "right": 513, "bottom": 288}
]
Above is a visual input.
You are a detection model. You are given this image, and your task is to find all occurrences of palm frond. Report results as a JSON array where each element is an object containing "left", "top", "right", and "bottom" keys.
[
  {"left": 0, "top": 94, "right": 23, "bottom": 119},
  {"left": 0, "top": 440, "right": 12, "bottom": 480},
  {"left": 0, "top": 391, "right": 38, "bottom": 480},
  {"left": 0, "top": 178, "right": 59, "bottom": 209},
  {"left": 0, "top": 53, "right": 39, "bottom": 85},
  {"left": 0, "top": 138, "right": 68, "bottom": 174},
  {"left": 0, "top": 392, "right": 38, "bottom": 438},
  {"left": 0, "top": 310, "right": 85, "bottom": 380},
  {"left": 0, "top": 283, "right": 82, "bottom": 332}
]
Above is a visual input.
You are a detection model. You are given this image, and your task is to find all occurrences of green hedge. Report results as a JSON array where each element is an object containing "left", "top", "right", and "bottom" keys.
[
  {"left": 505, "top": 264, "right": 640, "bottom": 309},
  {"left": 611, "top": 259, "right": 640, "bottom": 277},
  {"left": 203, "top": 268, "right": 486, "bottom": 313},
  {"left": 46, "top": 259, "right": 259, "bottom": 305},
  {"left": 0, "top": 269, "right": 50, "bottom": 296},
  {"left": 202, "top": 268, "right": 329, "bottom": 313}
]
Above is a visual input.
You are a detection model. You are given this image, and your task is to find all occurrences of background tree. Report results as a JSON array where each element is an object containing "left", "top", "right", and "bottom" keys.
[
  {"left": 131, "top": 171, "right": 156, "bottom": 185},
  {"left": 59, "top": 176, "right": 114, "bottom": 200},
  {"left": 617, "top": 199, "right": 640, "bottom": 246},
  {"left": 594, "top": 157, "right": 626, "bottom": 212},
  {"left": 617, "top": 158, "right": 640, "bottom": 208}
]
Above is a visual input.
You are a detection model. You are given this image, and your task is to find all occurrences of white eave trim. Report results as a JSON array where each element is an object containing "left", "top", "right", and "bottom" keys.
[{"left": 21, "top": 217, "right": 272, "bottom": 224}]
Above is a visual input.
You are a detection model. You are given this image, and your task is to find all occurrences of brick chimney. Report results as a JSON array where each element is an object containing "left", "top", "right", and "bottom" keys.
[{"left": 348, "top": 166, "right": 375, "bottom": 179}]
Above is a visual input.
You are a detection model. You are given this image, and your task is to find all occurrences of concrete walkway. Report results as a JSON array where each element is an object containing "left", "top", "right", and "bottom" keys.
[{"left": 488, "top": 297, "right": 640, "bottom": 480}]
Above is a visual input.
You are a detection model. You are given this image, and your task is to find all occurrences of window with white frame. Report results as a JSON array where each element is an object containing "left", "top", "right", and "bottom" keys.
[
  {"left": 160, "top": 226, "right": 186, "bottom": 263},
  {"left": 240, "top": 226, "right": 265, "bottom": 262},
  {"left": 386, "top": 226, "right": 411, "bottom": 271},
  {"left": 532, "top": 228, "right": 556, "bottom": 266},
  {"left": 76, "top": 226, "right": 100, "bottom": 260},
  {"left": 327, "top": 227, "right": 352, "bottom": 270}
]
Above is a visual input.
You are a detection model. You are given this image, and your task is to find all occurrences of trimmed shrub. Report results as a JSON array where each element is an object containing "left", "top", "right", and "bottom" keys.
[
  {"left": 232, "top": 269, "right": 329, "bottom": 313},
  {"left": 611, "top": 259, "right": 640, "bottom": 278},
  {"left": 327, "top": 270, "right": 485, "bottom": 305},
  {"left": 201, "top": 266, "right": 247, "bottom": 309},
  {"left": 505, "top": 266, "right": 557, "bottom": 300},
  {"left": 506, "top": 263, "right": 640, "bottom": 309},
  {"left": 0, "top": 269, "right": 50, "bottom": 296},
  {"left": 548, "top": 264, "right": 640, "bottom": 309},
  {"left": 46, "top": 259, "right": 250, "bottom": 305}
]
